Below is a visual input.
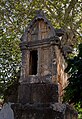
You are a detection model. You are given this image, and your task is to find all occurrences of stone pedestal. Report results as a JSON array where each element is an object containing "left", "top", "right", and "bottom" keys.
[
  {"left": 18, "top": 83, "right": 58, "bottom": 104},
  {"left": 10, "top": 82, "right": 78, "bottom": 119},
  {"left": 12, "top": 103, "right": 78, "bottom": 119}
]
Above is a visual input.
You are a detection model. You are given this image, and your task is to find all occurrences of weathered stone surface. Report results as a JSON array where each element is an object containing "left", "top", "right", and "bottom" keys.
[
  {"left": 12, "top": 103, "right": 78, "bottom": 119},
  {"left": 55, "top": 46, "right": 68, "bottom": 101},
  {"left": 18, "top": 83, "right": 58, "bottom": 104},
  {"left": 12, "top": 103, "right": 64, "bottom": 119},
  {"left": 0, "top": 103, "right": 14, "bottom": 119},
  {"left": 50, "top": 103, "right": 66, "bottom": 113}
]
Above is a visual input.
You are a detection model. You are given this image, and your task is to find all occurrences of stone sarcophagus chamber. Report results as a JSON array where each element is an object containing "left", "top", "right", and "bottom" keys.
[
  {"left": 12, "top": 11, "right": 77, "bottom": 119},
  {"left": 19, "top": 11, "right": 66, "bottom": 103}
]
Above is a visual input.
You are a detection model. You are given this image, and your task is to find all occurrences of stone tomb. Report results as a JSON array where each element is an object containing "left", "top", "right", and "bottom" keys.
[{"left": 11, "top": 11, "right": 77, "bottom": 119}]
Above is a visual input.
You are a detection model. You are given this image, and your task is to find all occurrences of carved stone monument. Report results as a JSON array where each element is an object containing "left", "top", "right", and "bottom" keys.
[{"left": 11, "top": 11, "right": 77, "bottom": 119}]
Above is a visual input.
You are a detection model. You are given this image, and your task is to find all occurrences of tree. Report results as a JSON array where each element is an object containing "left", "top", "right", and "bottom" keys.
[
  {"left": 63, "top": 43, "right": 82, "bottom": 105},
  {"left": 0, "top": 0, "right": 82, "bottom": 98},
  {"left": 0, "top": 34, "right": 21, "bottom": 98},
  {"left": 0, "top": 0, "right": 82, "bottom": 37}
]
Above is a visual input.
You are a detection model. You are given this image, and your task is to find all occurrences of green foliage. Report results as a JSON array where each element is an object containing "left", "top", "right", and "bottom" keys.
[
  {"left": 63, "top": 43, "right": 82, "bottom": 105},
  {"left": 0, "top": 0, "right": 82, "bottom": 35},
  {"left": 63, "top": 43, "right": 82, "bottom": 118},
  {"left": 3, "top": 69, "right": 20, "bottom": 102},
  {"left": 0, "top": 30, "right": 21, "bottom": 98},
  {"left": 75, "top": 103, "right": 82, "bottom": 119}
]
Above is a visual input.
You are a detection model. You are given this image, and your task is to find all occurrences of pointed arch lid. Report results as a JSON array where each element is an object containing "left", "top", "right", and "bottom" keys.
[{"left": 20, "top": 10, "right": 56, "bottom": 42}]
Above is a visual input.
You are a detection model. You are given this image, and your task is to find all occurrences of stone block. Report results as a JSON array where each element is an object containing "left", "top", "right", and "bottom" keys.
[{"left": 18, "top": 83, "right": 58, "bottom": 104}]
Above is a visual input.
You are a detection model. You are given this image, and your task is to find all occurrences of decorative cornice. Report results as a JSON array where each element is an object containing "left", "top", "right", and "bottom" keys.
[{"left": 20, "top": 36, "right": 60, "bottom": 50}]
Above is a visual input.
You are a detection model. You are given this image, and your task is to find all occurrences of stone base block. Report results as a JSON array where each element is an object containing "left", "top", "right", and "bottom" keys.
[
  {"left": 12, "top": 103, "right": 78, "bottom": 119},
  {"left": 18, "top": 83, "right": 58, "bottom": 104}
]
